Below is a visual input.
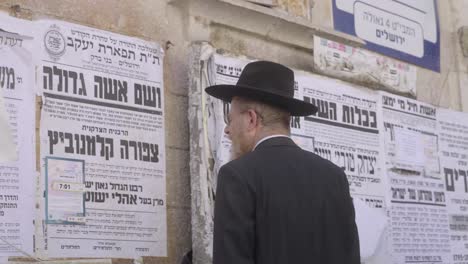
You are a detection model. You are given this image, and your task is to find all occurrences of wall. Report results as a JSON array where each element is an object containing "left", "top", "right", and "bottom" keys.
[{"left": 0, "top": 0, "right": 467, "bottom": 263}]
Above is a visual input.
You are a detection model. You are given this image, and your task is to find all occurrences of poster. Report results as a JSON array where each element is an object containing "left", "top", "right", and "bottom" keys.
[
  {"left": 380, "top": 92, "right": 451, "bottom": 264},
  {"left": 37, "top": 20, "right": 166, "bottom": 258},
  {"left": 0, "top": 27, "right": 36, "bottom": 256},
  {"left": 333, "top": 0, "right": 440, "bottom": 72},
  {"left": 294, "top": 72, "right": 387, "bottom": 260},
  {"left": 438, "top": 109, "right": 468, "bottom": 264},
  {"left": 314, "top": 36, "right": 417, "bottom": 95}
]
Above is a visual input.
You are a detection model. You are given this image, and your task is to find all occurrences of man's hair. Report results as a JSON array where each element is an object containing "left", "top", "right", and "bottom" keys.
[{"left": 236, "top": 97, "right": 291, "bottom": 131}]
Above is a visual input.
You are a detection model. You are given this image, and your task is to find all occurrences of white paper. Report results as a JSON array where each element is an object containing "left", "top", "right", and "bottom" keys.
[
  {"left": 36, "top": 20, "right": 166, "bottom": 258},
  {"left": 380, "top": 92, "right": 450, "bottom": 264},
  {"left": 438, "top": 108, "right": 468, "bottom": 263},
  {"left": 394, "top": 128, "right": 425, "bottom": 167},
  {"left": 0, "top": 23, "right": 36, "bottom": 257},
  {"left": 354, "top": 198, "right": 387, "bottom": 260},
  {"left": 0, "top": 89, "right": 16, "bottom": 162},
  {"left": 314, "top": 36, "right": 417, "bottom": 95}
]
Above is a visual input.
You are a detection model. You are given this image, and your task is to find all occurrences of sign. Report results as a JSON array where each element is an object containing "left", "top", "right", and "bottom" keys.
[{"left": 333, "top": 0, "right": 440, "bottom": 72}]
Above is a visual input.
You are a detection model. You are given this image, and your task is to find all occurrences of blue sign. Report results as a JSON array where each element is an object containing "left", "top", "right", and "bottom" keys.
[{"left": 333, "top": 0, "right": 440, "bottom": 72}]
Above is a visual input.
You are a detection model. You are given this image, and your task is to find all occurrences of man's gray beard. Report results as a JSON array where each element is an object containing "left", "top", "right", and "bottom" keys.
[{"left": 229, "top": 145, "right": 243, "bottom": 161}]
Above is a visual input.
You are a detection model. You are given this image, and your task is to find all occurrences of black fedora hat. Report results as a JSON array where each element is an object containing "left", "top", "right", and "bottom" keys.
[{"left": 205, "top": 61, "right": 318, "bottom": 116}]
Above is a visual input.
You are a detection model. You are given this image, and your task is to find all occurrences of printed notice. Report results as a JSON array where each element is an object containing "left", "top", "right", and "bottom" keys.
[
  {"left": 0, "top": 15, "right": 36, "bottom": 257},
  {"left": 380, "top": 91, "right": 450, "bottom": 264},
  {"left": 438, "top": 109, "right": 468, "bottom": 264},
  {"left": 37, "top": 20, "right": 166, "bottom": 258}
]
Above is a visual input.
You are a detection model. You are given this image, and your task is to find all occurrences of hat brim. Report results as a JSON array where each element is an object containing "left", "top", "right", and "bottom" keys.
[{"left": 205, "top": 84, "right": 318, "bottom": 116}]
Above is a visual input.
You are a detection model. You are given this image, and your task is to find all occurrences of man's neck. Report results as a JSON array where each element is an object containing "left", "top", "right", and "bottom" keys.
[{"left": 252, "top": 130, "right": 290, "bottom": 150}]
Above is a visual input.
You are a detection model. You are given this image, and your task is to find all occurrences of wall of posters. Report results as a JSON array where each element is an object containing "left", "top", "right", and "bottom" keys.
[
  {"left": 191, "top": 50, "right": 468, "bottom": 263},
  {"left": 199, "top": 52, "right": 388, "bottom": 261}
]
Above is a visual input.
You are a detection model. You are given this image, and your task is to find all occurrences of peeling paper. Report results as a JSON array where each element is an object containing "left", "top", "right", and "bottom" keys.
[{"left": 0, "top": 89, "right": 17, "bottom": 162}]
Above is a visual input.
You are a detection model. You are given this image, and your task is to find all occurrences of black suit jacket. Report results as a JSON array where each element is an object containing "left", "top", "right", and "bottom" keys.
[{"left": 213, "top": 137, "right": 360, "bottom": 264}]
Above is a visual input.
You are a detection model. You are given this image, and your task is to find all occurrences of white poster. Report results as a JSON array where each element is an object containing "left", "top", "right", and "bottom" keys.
[
  {"left": 380, "top": 92, "right": 451, "bottom": 264},
  {"left": 314, "top": 36, "right": 417, "bottom": 95},
  {"left": 295, "top": 72, "right": 388, "bottom": 261},
  {"left": 37, "top": 20, "right": 166, "bottom": 258},
  {"left": 438, "top": 109, "right": 468, "bottom": 264},
  {"left": 0, "top": 27, "right": 36, "bottom": 256}
]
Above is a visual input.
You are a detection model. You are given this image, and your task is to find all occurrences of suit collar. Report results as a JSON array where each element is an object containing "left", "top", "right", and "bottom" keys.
[{"left": 254, "top": 136, "right": 298, "bottom": 150}]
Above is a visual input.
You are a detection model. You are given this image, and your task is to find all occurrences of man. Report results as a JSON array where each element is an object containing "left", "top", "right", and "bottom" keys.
[{"left": 205, "top": 61, "right": 360, "bottom": 264}]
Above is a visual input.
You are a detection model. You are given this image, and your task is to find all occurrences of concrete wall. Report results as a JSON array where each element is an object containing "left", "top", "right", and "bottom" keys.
[{"left": 0, "top": 0, "right": 467, "bottom": 263}]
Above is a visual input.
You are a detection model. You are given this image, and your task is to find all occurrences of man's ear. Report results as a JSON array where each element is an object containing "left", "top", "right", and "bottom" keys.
[{"left": 246, "top": 109, "right": 259, "bottom": 130}]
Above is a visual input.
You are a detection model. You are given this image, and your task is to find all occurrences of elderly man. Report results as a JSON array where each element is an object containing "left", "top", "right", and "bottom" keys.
[{"left": 205, "top": 61, "right": 360, "bottom": 264}]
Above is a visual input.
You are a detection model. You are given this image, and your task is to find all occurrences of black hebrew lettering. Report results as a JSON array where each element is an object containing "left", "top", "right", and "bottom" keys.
[
  {"left": 95, "top": 182, "right": 108, "bottom": 190},
  {"left": 120, "top": 139, "right": 159, "bottom": 163},
  {"left": 134, "top": 83, "right": 162, "bottom": 109},
  {"left": 0, "top": 35, "right": 23, "bottom": 47},
  {"left": 445, "top": 168, "right": 455, "bottom": 192},
  {"left": 357, "top": 154, "right": 376, "bottom": 175},
  {"left": 419, "top": 105, "right": 436, "bottom": 117},
  {"left": 408, "top": 188, "right": 417, "bottom": 200},
  {"left": 67, "top": 37, "right": 94, "bottom": 52},
  {"left": 417, "top": 190, "right": 433, "bottom": 202},
  {"left": 333, "top": 151, "right": 356, "bottom": 172},
  {"left": 97, "top": 135, "right": 114, "bottom": 160},
  {"left": 407, "top": 101, "right": 418, "bottom": 113},
  {"left": 85, "top": 181, "right": 94, "bottom": 188},
  {"left": 129, "top": 184, "right": 143, "bottom": 192},
  {"left": 434, "top": 191, "right": 445, "bottom": 203},
  {"left": 108, "top": 128, "right": 129, "bottom": 136},
  {"left": 153, "top": 198, "right": 164, "bottom": 206},
  {"left": 397, "top": 99, "right": 405, "bottom": 110},
  {"left": 314, "top": 147, "right": 332, "bottom": 161},
  {"left": 98, "top": 43, "right": 136, "bottom": 60},
  {"left": 139, "top": 197, "right": 152, "bottom": 205},
  {"left": 43, "top": 66, "right": 87, "bottom": 95},
  {"left": 0, "top": 195, "right": 18, "bottom": 201},
  {"left": 94, "top": 76, "right": 128, "bottom": 102},
  {"left": 445, "top": 167, "right": 468, "bottom": 193},
  {"left": 81, "top": 125, "right": 108, "bottom": 134},
  {"left": 375, "top": 29, "right": 405, "bottom": 45},
  {"left": 290, "top": 116, "right": 301, "bottom": 129},
  {"left": 111, "top": 192, "right": 137, "bottom": 205},
  {"left": 48, "top": 130, "right": 59, "bottom": 155},
  {"left": 391, "top": 187, "right": 406, "bottom": 200},
  {"left": 0, "top": 66, "right": 15, "bottom": 90},
  {"left": 304, "top": 96, "right": 337, "bottom": 121},
  {"left": 0, "top": 202, "right": 18, "bottom": 209},
  {"left": 85, "top": 191, "right": 109, "bottom": 203},
  {"left": 48, "top": 130, "right": 112, "bottom": 160},
  {"left": 342, "top": 105, "right": 377, "bottom": 128},
  {"left": 382, "top": 95, "right": 395, "bottom": 107}
]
